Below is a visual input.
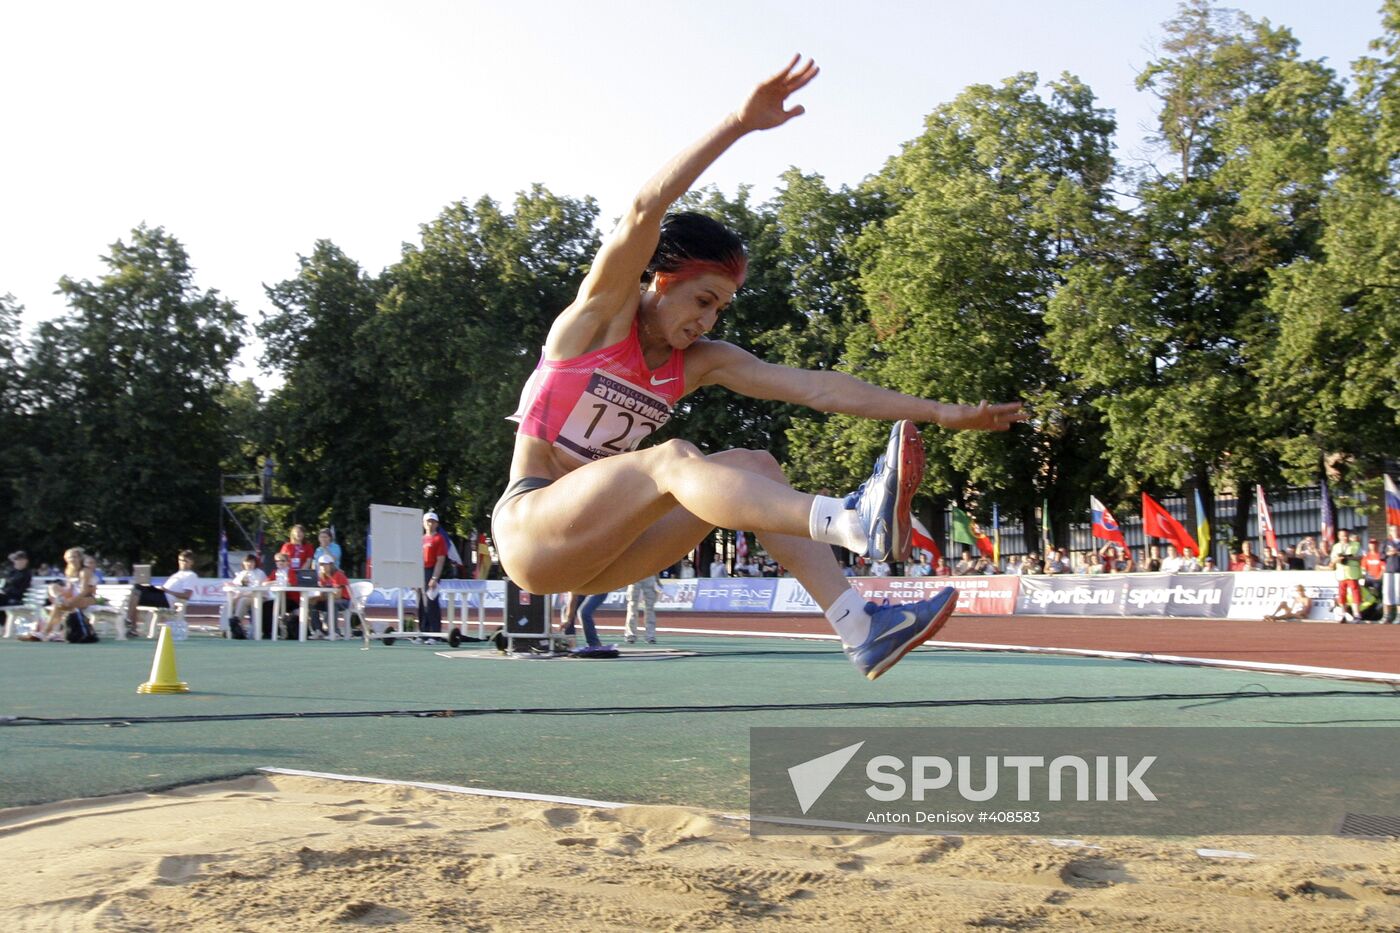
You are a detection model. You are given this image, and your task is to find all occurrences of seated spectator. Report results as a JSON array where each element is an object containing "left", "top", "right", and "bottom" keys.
[
  {"left": 264, "top": 552, "right": 302, "bottom": 636},
  {"left": 1044, "top": 548, "right": 1071, "bottom": 574},
  {"left": 1119, "top": 548, "right": 1138, "bottom": 573},
  {"left": 1080, "top": 551, "right": 1103, "bottom": 574},
  {"left": 973, "top": 556, "right": 999, "bottom": 575},
  {"left": 24, "top": 547, "right": 97, "bottom": 642},
  {"left": 932, "top": 557, "right": 951, "bottom": 577},
  {"left": 953, "top": 549, "right": 978, "bottom": 575},
  {"left": 870, "top": 558, "right": 891, "bottom": 577},
  {"left": 128, "top": 551, "right": 198, "bottom": 634},
  {"left": 1017, "top": 552, "right": 1043, "bottom": 575},
  {"left": 2, "top": 550, "right": 33, "bottom": 632},
  {"left": 223, "top": 554, "right": 270, "bottom": 639},
  {"left": 305, "top": 554, "right": 351, "bottom": 638},
  {"left": 1202, "top": 555, "right": 1219, "bottom": 572},
  {"left": 1264, "top": 585, "right": 1312, "bottom": 622}
]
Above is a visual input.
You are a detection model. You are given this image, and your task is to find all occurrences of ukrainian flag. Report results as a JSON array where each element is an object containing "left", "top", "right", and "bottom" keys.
[{"left": 1193, "top": 487, "right": 1210, "bottom": 558}]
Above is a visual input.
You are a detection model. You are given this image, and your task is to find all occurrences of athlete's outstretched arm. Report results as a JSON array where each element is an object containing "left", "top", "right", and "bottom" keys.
[
  {"left": 571, "top": 56, "right": 818, "bottom": 317},
  {"left": 690, "top": 340, "right": 1027, "bottom": 431}
]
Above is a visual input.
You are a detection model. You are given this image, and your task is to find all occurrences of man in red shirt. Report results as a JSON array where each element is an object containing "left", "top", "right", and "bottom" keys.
[{"left": 420, "top": 512, "right": 448, "bottom": 635}]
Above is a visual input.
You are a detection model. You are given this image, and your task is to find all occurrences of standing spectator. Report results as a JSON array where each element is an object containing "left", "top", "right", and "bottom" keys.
[
  {"left": 1159, "top": 544, "right": 1184, "bottom": 573},
  {"left": 128, "top": 550, "right": 198, "bottom": 635},
  {"left": 313, "top": 528, "right": 342, "bottom": 569},
  {"left": 1017, "top": 552, "right": 1043, "bottom": 575},
  {"left": 1145, "top": 545, "right": 1163, "bottom": 572},
  {"left": 1179, "top": 549, "right": 1203, "bottom": 572},
  {"left": 1295, "top": 536, "right": 1320, "bottom": 570},
  {"left": 1328, "top": 528, "right": 1363, "bottom": 618},
  {"left": 932, "top": 557, "right": 951, "bottom": 577},
  {"left": 306, "top": 553, "right": 351, "bottom": 638},
  {"left": 709, "top": 556, "right": 728, "bottom": 578},
  {"left": 1230, "top": 540, "right": 1262, "bottom": 571},
  {"left": 907, "top": 556, "right": 930, "bottom": 576},
  {"left": 953, "top": 549, "right": 978, "bottom": 575},
  {"left": 420, "top": 512, "right": 448, "bottom": 635},
  {"left": 224, "top": 554, "right": 270, "bottom": 640},
  {"left": 1382, "top": 527, "right": 1400, "bottom": 624},
  {"left": 1202, "top": 555, "right": 1220, "bottom": 573},
  {"left": 870, "top": 558, "right": 891, "bottom": 577},
  {"left": 1361, "top": 538, "right": 1386, "bottom": 587},
  {"left": 1044, "top": 548, "right": 1071, "bottom": 574},
  {"left": 2, "top": 550, "right": 33, "bottom": 632},
  {"left": 1081, "top": 551, "right": 1103, "bottom": 574},
  {"left": 678, "top": 558, "right": 697, "bottom": 579},
  {"left": 624, "top": 573, "right": 662, "bottom": 644},
  {"left": 279, "top": 525, "right": 316, "bottom": 578}
]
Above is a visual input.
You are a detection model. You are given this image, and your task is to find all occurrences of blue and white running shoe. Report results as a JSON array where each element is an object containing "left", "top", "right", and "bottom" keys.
[
  {"left": 844, "top": 420, "right": 925, "bottom": 562},
  {"left": 844, "top": 587, "right": 958, "bottom": 681}
]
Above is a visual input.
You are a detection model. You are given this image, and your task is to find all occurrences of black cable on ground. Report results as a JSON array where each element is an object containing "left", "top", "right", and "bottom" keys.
[{"left": 2, "top": 686, "right": 1396, "bottom": 728}]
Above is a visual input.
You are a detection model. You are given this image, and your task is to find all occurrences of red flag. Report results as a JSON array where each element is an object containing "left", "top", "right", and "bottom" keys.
[
  {"left": 969, "top": 519, "right": 996, "bottom": 559},
  {"left": 911, "top": 517, "right": 943, "bottom": 563},
  {"left": 1255, "top": 485, "right": 1279, "bottom": 555},
  {"left": 1141, "top": 492, "right": 1197, "bottom": 555}
]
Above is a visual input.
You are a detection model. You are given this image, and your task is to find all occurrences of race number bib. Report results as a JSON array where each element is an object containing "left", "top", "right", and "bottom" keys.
[{"left": 556, "top": 371, "right": 671, "bottom": 461}]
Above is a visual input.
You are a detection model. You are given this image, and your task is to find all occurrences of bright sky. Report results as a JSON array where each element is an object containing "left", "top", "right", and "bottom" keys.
[{"left": 1, "top": 1, "right": 1387, "bottom": 386}]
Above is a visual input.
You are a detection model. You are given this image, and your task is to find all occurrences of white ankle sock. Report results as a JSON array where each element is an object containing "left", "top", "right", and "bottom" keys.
[
  {"left": 808, "top": 495, "right": 867, "bottom": 553},
  {"left": 825, "top": 589, "right": 870, "bottom": 647}
]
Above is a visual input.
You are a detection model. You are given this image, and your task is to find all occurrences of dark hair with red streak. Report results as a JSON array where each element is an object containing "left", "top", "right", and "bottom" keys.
[{"left": 645, "top": 212, "right": 747, "bottom": 290}]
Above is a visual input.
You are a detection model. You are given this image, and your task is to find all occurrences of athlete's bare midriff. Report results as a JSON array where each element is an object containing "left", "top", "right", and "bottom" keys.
[{"left": 508, "top": 434, "right": 587, "bottom": 484}]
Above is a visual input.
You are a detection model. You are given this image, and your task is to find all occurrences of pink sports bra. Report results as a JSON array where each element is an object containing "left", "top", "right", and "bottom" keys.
[{"left": 508, "top": 319, "right": 687, "bottom": 462}]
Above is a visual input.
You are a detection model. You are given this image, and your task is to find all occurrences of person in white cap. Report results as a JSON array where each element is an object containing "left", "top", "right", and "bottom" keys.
[
  {"left": 306, "top": 552, "right": 351, "bottom": 638},
  {"left": 419, "top": 511, "right": 448, "bottom": 637}
]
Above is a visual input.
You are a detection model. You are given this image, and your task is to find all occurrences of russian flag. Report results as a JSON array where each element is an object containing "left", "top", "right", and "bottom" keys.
[
  {"left": 1090, "top": 496, "right": 1127, "bottom": 547},
  {"left": 1386, "top": 474, "right": 1400, "bottom": 529}
]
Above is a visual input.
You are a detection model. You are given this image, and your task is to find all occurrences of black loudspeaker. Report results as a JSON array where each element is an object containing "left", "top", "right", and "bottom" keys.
[{"left": 504, "top": 579, "right": 550, "bottom": 651}]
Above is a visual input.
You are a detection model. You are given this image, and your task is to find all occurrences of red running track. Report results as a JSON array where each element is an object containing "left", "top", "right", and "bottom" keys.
[{"left": 609, "top": 611, "right": 1400, "bottom": 679}]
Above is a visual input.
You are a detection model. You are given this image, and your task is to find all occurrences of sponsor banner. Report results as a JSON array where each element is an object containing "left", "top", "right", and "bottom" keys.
[
  {"left": 773, "top": 577, "right": 822, "bottom": 614},
  {"left": 1119, "top": 573, "right": 1233, "bottom": 618},
  {"left": 691, "top": 577, "right": 778, "bottom": 612},
  {"left": 851, "top": 576, "right": 1018, "bottom": 616},
  {"left": 751, "top": 727, "right": 1400, "bottom": 836},
  {"left": 1015, "top": 575, "right": 1127, "bottom": 616},
  {"left": 658, "top": 580, "right": 698, "bottom": 612},
  {"left": 1225, "top": 571, "right": 1337, "bottom": 621},
  {"left": 1016, "top": 573, "right": 1234, "bottom": 618}
]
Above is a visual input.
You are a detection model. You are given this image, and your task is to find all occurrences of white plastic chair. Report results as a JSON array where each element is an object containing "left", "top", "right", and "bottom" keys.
[{"left": 341, "top": 581, "right": 375, "bottom": 639}]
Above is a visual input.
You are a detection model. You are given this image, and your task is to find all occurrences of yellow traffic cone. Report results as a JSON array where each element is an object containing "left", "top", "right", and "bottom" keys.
[{"left": 137, "top": 624, "right": 190, "bottom": 694}]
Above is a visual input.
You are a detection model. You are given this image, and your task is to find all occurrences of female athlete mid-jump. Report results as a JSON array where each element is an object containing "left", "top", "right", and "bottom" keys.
[{"left": 491, "top": 57, "right": 1025, "bottom": 679}]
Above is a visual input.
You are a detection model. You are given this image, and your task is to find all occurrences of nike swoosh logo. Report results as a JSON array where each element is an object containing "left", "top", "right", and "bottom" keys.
[
  {"left": 824, "top": 516, "right": 833, "bottom": 533},
  {"left": 650, "top": 375, "right": 679, "bottom": 386},
  {"left": 874, "top": 612, "right": 919, "bottom": 642}
]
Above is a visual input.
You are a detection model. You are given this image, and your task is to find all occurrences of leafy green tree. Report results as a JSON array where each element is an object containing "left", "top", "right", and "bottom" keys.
[
  {"left": 848, "top": 72, "right": 1116, "bottom": 535},
  {"left": 258, "top": 241, "right": 389, "bottom": 561},
  {"left": 0, "top": 295, "right": 30, "bottom": 549},
  {"left": 1258, "top": 0, "right": 1400, "bottom": 489},
  {"left": 367, "top": 186, "right": 600, "bottom": 532},
  {"left": 11, "top": 226, "right": 243, "bottom": 565},
  {"left": 1046, "top": 0, "right": 1341, "bottom": 540}
]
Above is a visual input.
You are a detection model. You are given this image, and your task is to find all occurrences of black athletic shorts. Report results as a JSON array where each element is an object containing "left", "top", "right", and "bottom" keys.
[{"left": 491, "top": 476, "right": 554, "bottom": 545}]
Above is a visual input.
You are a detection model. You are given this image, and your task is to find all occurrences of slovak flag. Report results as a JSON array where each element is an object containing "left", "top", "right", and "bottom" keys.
[
  {"left": 1090, "top": 496, "right": 1127, "bottom": 547},
  {"left": 1385, "top": 474, "right": 1400, "bottom": 528}
]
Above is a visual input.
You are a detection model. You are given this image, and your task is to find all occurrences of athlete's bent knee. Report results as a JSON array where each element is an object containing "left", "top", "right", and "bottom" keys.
[{"left": 712, "top": 447, "right": 784, "bottom": 480}]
